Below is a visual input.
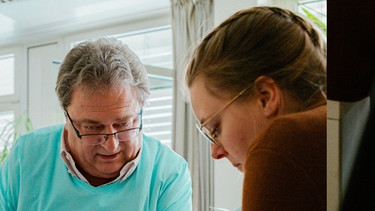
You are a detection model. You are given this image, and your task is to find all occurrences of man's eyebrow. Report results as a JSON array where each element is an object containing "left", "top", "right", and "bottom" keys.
[
  {"left": 77, "top": 119, "right": 101, "bottom": 124},
  {"left": 78, "top": 114, "right": 137, "bottom": 124},
  {"left": 115, "top": 113, "right": 140, "bottom": 122}
]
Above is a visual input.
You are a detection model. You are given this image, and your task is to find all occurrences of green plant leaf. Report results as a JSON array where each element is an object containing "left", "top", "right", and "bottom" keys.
[
  {"left": 0, "top": 112, "right": 33, "bottom": 163},
  {"left": 301, "top": 7, "right": 327, "bottom": 35}
]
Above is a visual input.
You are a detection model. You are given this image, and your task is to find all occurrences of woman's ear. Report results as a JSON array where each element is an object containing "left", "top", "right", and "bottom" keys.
[{"left": 253, "top": 76, "right": 280, "bottom": 118}]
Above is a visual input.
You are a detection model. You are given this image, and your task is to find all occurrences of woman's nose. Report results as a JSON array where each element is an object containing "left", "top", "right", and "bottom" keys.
[{"left": 210, "top": 143, "right": 228, "bottom": 159}]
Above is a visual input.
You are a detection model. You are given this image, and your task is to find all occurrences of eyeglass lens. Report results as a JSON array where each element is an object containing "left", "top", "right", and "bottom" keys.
[
  {"left": 81, "top": 128, "right": 141, "bottom": 145},
  {"left": 196, "top": 124, "right": 217, "bottom": 145}
]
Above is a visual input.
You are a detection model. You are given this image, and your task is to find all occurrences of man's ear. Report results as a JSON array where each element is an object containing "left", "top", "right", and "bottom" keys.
[{"left": 253, "top": 76, "right": 280, "bottom": 118}]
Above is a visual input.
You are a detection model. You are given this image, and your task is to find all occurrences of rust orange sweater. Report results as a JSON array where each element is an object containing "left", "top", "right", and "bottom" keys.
[{"left": 242, "top": 104, "right": 326, "bottom": 211}]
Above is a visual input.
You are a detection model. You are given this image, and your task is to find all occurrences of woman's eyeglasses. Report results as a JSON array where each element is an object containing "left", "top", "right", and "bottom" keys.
[{"left": 196, "top": 86, "right": 252, "bottom": 145}]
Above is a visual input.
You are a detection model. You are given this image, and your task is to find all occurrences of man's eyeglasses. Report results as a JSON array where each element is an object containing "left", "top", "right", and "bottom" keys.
[
  {"left": 196, "top": 85, "right": 252, "bottom": 145},
  {"left": 65, "top": 110, "right": 143, "bottom": 145}
]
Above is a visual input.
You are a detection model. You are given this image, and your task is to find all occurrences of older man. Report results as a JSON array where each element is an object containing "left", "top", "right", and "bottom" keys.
[{"left": 0, "top": 38, "right": 192, "bottom": 210}]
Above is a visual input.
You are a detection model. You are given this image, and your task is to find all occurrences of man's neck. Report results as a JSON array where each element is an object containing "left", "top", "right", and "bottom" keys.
[{"left": 77, "top": 165, "right": 118, "bottom": 187}]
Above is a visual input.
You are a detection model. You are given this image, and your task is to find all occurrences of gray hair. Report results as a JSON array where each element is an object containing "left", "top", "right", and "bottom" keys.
[{"left": 55, "top": 37, "right": 150, "bottom": 109}]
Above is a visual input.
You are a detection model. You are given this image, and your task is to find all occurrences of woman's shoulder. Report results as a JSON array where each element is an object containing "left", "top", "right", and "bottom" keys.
[
  {"left": 270, "top": 104, "right": 326, "bottom": 138},
  {"left": 249, "top": 104, "right": 327, "bottom": 156}
]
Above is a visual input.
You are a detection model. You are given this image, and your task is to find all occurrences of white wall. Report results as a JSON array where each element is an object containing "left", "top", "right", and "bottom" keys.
[
  {"left": 214, "top": 0, "right": 257, "bottom": 24},
  {"left": 28, "top": 43, "right": 65, "bottom": 129},
  {"left": 212, "top": 1, "right": 256, "bottom": 210},
  {"left": 327, "top": 101, "right": 340, "bottom": 211}
]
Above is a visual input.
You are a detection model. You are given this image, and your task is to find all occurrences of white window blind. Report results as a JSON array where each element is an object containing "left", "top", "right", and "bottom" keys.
[{"left": 142, "top": 86, "right": 173, "bottom": 145}]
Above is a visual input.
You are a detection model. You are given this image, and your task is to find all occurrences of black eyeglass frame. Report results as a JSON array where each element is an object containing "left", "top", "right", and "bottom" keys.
[{"left": 64, "top": 109, "right": 143, "bottom": 144}]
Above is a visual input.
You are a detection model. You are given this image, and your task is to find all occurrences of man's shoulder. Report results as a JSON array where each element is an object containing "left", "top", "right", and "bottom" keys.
[
  {"left": 5, "top": 124, "right": 63, "bottom": 170},
  {"left": 21, "top": 124, "right": 64, "bottom": 138},
  {"left": 140, "top": 134, "right": 190, "bottom": 181},
  {"left": 142, "top": 134, "right": 187, "bottom": 164},
  {"left": 28, "top": 124, "right": 64, "bottom": 134},
  {"left": 16, "top": 124, "right": 64, "bottom": 148}
]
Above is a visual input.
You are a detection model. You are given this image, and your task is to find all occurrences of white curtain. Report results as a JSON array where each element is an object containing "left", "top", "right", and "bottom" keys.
[{"left": 170, "top": 0, "right": 214, "bottom": 210}]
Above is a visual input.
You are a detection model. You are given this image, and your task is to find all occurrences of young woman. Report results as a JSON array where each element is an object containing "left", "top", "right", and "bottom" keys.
[{"left": 185, "top": 6, "right": 326, "bottom": 210}]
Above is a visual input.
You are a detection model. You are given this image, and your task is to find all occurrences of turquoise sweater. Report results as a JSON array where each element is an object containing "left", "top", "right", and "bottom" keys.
[{"left": 0, "top": 125, "right": 192, "bottom": 210}]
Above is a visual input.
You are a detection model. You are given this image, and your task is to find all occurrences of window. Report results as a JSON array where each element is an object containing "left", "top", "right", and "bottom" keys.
[
  {"left": 115, "top": 26, "right": 174, "bottom": 147},
  {"left": 0, "top": 53, "right": 16, "bottom": 157},
  {"left": 0, "top": 54, "right": 15, "bottom": 97}
]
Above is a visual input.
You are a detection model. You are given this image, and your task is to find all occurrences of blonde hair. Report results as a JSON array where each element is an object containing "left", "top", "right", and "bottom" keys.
[{"left": 185, "top": 6, "right": 326, "bottom": 108}]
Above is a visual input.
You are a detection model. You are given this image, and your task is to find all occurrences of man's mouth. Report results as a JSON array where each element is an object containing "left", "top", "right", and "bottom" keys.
[{"left": 98, "top": 152, "right": 120, "bottom": 160}]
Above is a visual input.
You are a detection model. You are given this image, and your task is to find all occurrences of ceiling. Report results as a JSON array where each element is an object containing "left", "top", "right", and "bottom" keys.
[{"left": 0, "top": 0, "right": 171, "bottom": 47}]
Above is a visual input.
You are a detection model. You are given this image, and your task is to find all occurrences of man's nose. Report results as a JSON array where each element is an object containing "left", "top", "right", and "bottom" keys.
[{"left": 101, "top": 132, "right": 120, "bottom": 152}]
